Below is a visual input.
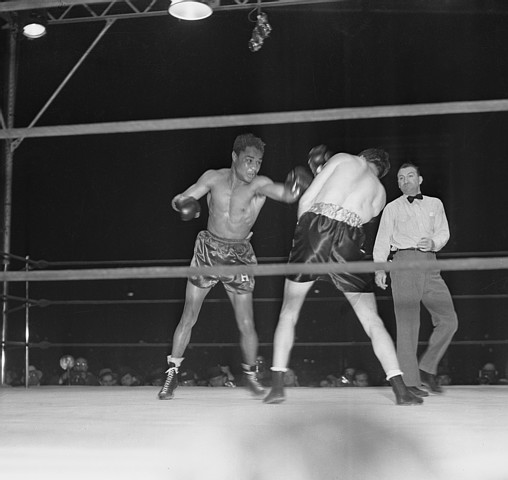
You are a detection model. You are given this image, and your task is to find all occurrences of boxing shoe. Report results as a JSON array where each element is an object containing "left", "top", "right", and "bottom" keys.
[
  {"left": 242, "top": 364, "right": 265, "bottom": 396},
  {"left": 407, "top": 386, "right": 429, "bottom": 398},
  {"left": 158, "top": 362, "right": 179, "bottom": 400},
  {"left": 420, "top": 369, "right": 443, "bottom": 393},
  {"left": 389, "top": 375, "right": 423, "bottom": 406},
  {"left": 263, "top": 370, "right": 286, "bottom": 404}
]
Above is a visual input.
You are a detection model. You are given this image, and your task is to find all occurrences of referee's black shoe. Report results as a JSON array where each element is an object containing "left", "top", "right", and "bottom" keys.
[{"left": 420, "top": 369, "right": 443, "bottom": 394}]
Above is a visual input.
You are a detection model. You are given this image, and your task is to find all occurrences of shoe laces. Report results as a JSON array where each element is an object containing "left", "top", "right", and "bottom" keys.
[
  {"left": 165, "top": 365, "right": 178, "bottom": 375},
  {"left": 161, "top": 367, "right": 177, "bottom": 393}
]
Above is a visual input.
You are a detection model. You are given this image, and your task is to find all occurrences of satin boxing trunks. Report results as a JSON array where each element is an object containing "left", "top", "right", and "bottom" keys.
[
  {"left": 189, "top": 230, "right": 256, "bottom": 294},
  {"left": 287, "top": 202, "right": 373, "bottom": 293}
]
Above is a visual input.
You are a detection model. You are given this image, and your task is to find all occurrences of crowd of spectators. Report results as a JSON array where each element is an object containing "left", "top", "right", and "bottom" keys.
[{"left": 2, "top": 354, "right": 507, "bottom": 388}]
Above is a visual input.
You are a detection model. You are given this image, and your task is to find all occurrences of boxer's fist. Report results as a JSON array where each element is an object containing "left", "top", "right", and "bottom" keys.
[
  {"left": 308, "top": 144, "right": 333, "bottom": 176},
  {"left": 174, "top": 196, "right": 201, "bottom": 221},
  {"left": 285, "top": 166, "right": 313, "bottom": 199}
]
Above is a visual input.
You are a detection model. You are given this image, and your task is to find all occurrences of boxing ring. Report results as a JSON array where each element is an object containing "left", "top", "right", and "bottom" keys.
[
  {"left": 2, "top": 4, "right": 508, "bottom": 477},
  {"left": 2, "top": 102, "right": 508, "bottom": 480}
]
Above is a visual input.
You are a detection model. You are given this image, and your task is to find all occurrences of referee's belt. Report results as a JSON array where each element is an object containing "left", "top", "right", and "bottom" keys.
[{"left": 396, "top": 248, "right": 436, "bottom": 254}]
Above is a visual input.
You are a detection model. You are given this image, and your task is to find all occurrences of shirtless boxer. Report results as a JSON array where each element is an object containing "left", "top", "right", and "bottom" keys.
[
  {"left": 158, "top": 133, "right": 312, "bottom": 400},
  {"left": 263, "top": 146, "right": 422, "bottom": 405}
]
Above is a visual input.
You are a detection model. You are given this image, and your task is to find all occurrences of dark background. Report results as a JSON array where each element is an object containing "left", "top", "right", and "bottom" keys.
[{"left": 2, "top": 2, "right": 508, "bottom": 385}]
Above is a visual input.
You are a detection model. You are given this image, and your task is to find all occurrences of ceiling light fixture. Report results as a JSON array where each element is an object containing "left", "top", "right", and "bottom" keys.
[
  {"left": 168, "top": 0, "right": 213, "bottom": 21},
  {"left": 21, "top": 10, "right": 48, "bottom": 39}
]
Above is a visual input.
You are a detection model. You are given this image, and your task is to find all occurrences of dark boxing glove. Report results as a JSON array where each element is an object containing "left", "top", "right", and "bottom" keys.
[
  {"left": 174, "top": 196, "right": 201, "bottom": 221},
  {"left": 285, "top": 166, "right": 313, "bottom": 199},
  {"left": 308, "top": 144, "right": 333, "bottom": 176}
]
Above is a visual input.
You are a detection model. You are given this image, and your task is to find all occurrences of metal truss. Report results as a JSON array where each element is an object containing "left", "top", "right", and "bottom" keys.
[
  {"left": 1, "top": 0, "right": 508, "bottom": 25},
  {"left": 0, "top": 0, "right": 351, "bottom": 25}
]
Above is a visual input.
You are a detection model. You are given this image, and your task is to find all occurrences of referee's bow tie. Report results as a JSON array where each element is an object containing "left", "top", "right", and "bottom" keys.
[{"left": 407, "top": 193, "right": 423, "bottom": 203}]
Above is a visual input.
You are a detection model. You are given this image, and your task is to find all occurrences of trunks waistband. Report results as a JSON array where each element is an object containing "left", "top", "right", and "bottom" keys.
[
  {"left": 204, "top": 230, "right": 252, "bottom": 244},
  {"left": 306, "top": 203, "right": 363, "bottom": 228}
]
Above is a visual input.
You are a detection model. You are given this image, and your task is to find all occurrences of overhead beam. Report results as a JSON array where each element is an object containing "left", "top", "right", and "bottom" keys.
[
  {"left": 0, "top": 0, "right": 345, "bottom": 14},
  {"left": 1, "top": 1, "right": 506, "bottom": 25},
  {"left": 0, "top": 0, "right": 109, "bottom": 10},
  {"left": 0, "top": 0, "right": 354, "bottom": 25}
]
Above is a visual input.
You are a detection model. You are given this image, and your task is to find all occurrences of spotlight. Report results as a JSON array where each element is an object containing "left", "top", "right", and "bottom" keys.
[
  {"left": 169, "top": 0, "right": 213, "bottom": 21},
  {"left": 256, "top": 12, "right": 272, "bottom": 39},
  {"left": 248, "top": 27, "right": 264, "bottom": 53},
  {"left": 21, "top": 10, "right": 47, "bottom": 39},
  {"left": 248, "top": 11, "right": 272, "bottom": 52}
]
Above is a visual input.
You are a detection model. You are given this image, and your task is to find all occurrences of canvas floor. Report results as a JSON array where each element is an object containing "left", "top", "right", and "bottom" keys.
[{"left": 1, "top": 385, "right": 506, "bottom": 480}]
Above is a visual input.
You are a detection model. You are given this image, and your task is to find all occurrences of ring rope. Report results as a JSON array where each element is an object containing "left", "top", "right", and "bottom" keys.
[
  {"left": 1, "top": 257, "right": 507, "bottom": 282},
  {"left": 8, "top": 339, "right": 508, "bottom": 349},
  {"left": 3, "top": 293, "right": 506, "bottom": 310},
  {"left": 4, "top": 251, "right": 508, "bottom": 268},
  {"left": 1, "top": 99, "right": 508, "bottom": 139}
]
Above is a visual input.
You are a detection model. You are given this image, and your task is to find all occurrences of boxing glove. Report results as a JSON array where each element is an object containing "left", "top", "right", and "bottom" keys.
[
  {"left": 308, "top": 144, "right": 333, "bottom": 176},
  {"left": 285, "top": 166, "right": 313, "bottom": 199},
  {"left": 174, "top": 196, "right": 201, "bottom": 221}
]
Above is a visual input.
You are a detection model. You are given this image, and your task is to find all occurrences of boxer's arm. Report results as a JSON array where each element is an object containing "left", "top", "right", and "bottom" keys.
[
  {"left": 256, "top": 168, "right": 313, "bottom": 203},
  {"left": 257, "top": 180, "right": 296, "bottom": 203},
  {"left": 171, "top": 170, "right": 216, "bottom": 210}
]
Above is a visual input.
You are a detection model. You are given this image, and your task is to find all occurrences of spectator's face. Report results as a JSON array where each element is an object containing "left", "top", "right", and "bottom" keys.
[
  {"left": 480, "top": 366, "right": 497, "bottom": 384},
  {"left": 121, "top": 373, "right": 134, "bottom": 386},
  {"left": 28, "top": 371, "right": 41, "bottom": 386},
  {"left": 74, "top": 358, "right": 88, "bottom": 372},
  {"left": 353, "top": 374, "right": 370, "bottom": 387},
  {"left": 100, "top": 374, "right": 117, "bottom": 386},
  {"left": 256, "top": 356, "right": 266, "bottom": 371}
]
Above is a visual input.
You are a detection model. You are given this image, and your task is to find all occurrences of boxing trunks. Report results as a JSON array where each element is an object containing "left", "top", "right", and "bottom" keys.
[
  {"left": 287, "top": 202, "right": 373, "bottom": 293},
  {"left": 189, "top": 230, "right": 256, "bottom": 294}
]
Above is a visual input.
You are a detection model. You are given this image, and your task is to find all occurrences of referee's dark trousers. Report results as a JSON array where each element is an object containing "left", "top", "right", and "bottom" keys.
[{"left": 391, "top": 249, "right": 458, "bottom": 387}]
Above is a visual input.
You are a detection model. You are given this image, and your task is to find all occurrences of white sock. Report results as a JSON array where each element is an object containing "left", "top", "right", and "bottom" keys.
[
  {"left": 271, "top": 367, "right": 288, "bottom": 373},
  {"left": 168, "top": 356, "right": 184, "bottom": 368},
  {"left": 385, "top": 369, "right": 403, "bottom": 381}
]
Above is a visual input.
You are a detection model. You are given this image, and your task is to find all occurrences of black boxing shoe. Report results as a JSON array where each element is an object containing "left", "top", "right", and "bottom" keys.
[
  {"left": 389, "top": 375, "right": 423, "bottom": 406},
  {"left": 263, "top": 386, "right": 286, "bottom": 404},
  {"left": 407, "top": 386, "right": 429, "bottom": 398},
  {"left": 242, "top": 364, "right": 265, "bottom": 396},
  {"left": 263, "top": 371, "right": 286, "bottom": 404},
  {"left": 420, "top": 369, "right": 443, "bottom": 394},
  {"left": 158, "top": 363, "right": 178, "bottom": 400}
]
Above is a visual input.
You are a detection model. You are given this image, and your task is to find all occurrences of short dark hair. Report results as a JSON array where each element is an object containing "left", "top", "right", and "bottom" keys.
[
  {"left": 398, "top": 162, "right": 420, "bottom": 176},
  {"left": 233, "top": 133, "right": 265, "bottom": 156},
  {"left": 358, "top": 148, "right": 390, "bottom": 178}
]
